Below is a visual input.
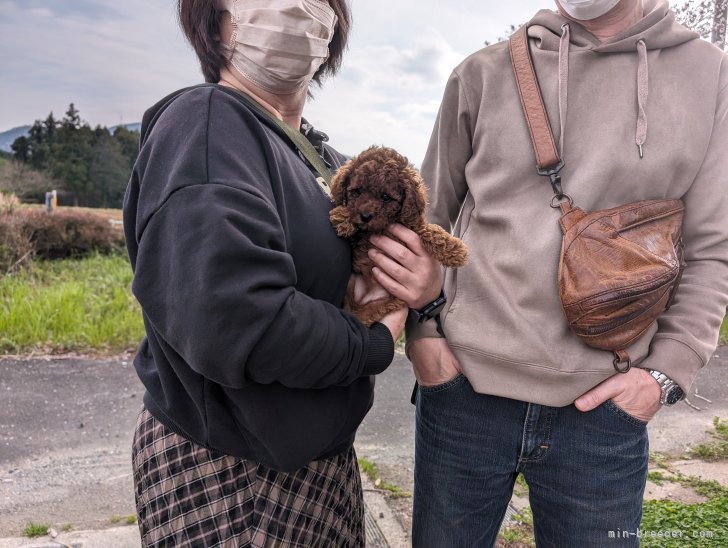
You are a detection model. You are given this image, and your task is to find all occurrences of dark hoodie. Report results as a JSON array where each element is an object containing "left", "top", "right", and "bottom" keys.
[{"left": 123, "top": 84, "right": 394, "bottom": 472}]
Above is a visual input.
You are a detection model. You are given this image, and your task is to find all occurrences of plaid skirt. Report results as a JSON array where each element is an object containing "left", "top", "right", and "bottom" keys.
[{"left": 132, "top": 407, "right": 365, "bottom": 547}]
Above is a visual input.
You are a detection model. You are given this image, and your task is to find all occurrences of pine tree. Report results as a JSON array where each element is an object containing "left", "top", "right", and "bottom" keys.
[{"left": 51, "top": 104, "right": 93, "bottom": 206}]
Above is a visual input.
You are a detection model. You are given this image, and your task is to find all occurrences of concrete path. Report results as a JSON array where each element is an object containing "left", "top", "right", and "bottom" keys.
[{"left": 1, "top": 346, "right": 726, "bottom": 546}]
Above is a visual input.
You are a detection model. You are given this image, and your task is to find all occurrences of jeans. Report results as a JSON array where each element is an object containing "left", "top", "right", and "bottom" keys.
[{"left": 412, "top": 374, "right": 648, "bottom": 547}]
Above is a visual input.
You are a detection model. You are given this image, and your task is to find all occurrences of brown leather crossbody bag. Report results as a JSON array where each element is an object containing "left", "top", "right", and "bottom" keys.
[{"left": 509, "top": 26, "right": 686, "bottom": 372}]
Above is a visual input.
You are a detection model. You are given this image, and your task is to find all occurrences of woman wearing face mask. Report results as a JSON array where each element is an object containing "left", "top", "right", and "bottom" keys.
[
  {"left": 408, "top": 0, "right": 728, "bottom": 546},
  {"left": 123, "top": 0, "right": 442, "bottom": 545}
]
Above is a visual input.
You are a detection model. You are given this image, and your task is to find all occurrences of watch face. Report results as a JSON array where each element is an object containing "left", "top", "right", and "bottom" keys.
[{"left": 664, "top": 385, "right": 685, "bottom": 406}]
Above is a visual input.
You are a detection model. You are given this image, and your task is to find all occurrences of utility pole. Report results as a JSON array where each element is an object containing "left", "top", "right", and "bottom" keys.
[{"left": 713, "top": 0, "right": 728, "bottom": 50}]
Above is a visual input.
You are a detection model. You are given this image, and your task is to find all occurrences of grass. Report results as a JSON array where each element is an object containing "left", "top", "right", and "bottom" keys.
[
  {"left": 499, "top": 509, "right": 535, "bottom": 547},
  {"left": 721, "top": 315, "right": 728, "bottom": 345},
  {"left": 690, "top": 417, "right": 728, "bottom": 460},
  {"left": 357, "top": 458, "right": 411, "bottom": 499},
  {"left": 641, "top": 498, "right": 727, "bottom": 547},
  {"left": 0, "top": 253, "right": 143, "bottom": 353},
  {"left": 639, "top": 438, "right": 728, "bottom": 547},
  {"left": 23, "top": 523, "right": 49, "bottom": 538},
  {"left": 21, "top": 203, "right": 124, "bottom": 222}
]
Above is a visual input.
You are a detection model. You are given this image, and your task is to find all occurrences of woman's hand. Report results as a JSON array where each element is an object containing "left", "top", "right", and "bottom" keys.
[
  {"left": 377, "top": 305, "right": 408, "bottom": 343},
  {"left": 408, "top": 337, "right": 462, "bottom": 387},
  {"left": 368, "top": 224, "right": 442, "bottom": 310}
]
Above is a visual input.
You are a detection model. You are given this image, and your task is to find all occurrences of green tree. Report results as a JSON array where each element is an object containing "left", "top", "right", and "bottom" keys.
[
  {"left": 25, "top": 119, "right": 53, "bottom": 170},
  {"left": 112, "top": 126, "right": 140, "bottom": 170},
  {"left": 50, "top": 104, "right": 93, "bottom": 206},
  {"left": 88, "top": 127, "right": 130, "bottom": 207},
  {"left": 10, "top": 104, "right": 139, "bottom": 207},
  {"left": 10, "top": 136, "right": 30, "bottom": 163}
]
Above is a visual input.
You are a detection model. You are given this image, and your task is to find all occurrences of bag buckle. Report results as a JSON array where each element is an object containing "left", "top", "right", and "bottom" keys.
[
  {"left": 612, "top": 350, "right": 632, "bottom": 373},
  {"left": 537, "top": 161, "right": 566, "bottom": 198}
]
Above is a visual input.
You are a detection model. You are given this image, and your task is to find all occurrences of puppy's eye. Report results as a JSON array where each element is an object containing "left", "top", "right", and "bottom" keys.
[
  {"left": 382, "top": 193, "right": 393, "bottom": 202},
  {"left": 350, "top": 188, "right": 362, "bottom": 196}
]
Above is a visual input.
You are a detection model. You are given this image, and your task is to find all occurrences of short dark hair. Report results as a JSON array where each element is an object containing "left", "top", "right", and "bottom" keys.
[{"left": 177, "top": 0, "right": 351, "bottom": 85}]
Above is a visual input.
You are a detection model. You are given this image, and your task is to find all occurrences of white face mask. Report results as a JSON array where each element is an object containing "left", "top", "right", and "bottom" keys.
[
  {"left": 217, "top": 0, "right": 338, "bottom": 94},
  {"left": 558, "top": 0, "right": 621, "bottom": 20}
]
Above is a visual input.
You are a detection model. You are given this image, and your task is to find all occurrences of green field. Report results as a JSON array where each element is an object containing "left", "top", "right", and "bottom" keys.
[
  {"left": 0, "top": 254, "right": 143, "bottom": 354},
  {"left": 0, "top": 251, "right": 726, "bottom": 355}
]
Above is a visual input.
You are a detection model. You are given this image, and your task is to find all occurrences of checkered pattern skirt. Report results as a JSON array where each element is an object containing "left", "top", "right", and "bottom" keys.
[{"left": 132, "top": 407, "right": 365, "bottom": 547}]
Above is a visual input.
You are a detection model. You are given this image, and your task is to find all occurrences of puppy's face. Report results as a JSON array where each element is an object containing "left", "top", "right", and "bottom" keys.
[
  {"left": 330, "top": 146, "right": 428, "bottom": 237},
  {"left": 345, "top": 166, "right": 405, "bottom": 234}
]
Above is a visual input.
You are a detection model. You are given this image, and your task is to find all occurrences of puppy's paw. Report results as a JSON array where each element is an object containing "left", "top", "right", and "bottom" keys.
[
  {"left": 329, "top": 206, "right": 357, "bottom": 238},
  {"left": 419, "top": 225, "right": 468, "bottom": 268}
]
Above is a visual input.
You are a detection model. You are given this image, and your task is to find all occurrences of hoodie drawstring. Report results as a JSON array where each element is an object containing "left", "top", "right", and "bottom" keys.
[
  {"left": 636, "top": 39, "right": 648, "bottom": 158},
  {"left": 557, "top": 24, "right": 570, "bottom": 157},
  {"left": 556, "top": 25, "right": 649, "bottom": 160}
]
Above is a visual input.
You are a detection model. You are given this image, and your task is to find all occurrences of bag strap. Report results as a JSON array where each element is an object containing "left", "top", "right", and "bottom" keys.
[
  {"left": 509, "top": 26, "right": 566, "bottom": 199},
  {"left": 227, "top": 88, "right": 333, "bottom": 194}
]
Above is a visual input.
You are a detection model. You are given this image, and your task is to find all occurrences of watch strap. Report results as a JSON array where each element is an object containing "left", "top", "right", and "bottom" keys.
[{"left": 410, "top": 289, "right": 446, "bottom": 323}]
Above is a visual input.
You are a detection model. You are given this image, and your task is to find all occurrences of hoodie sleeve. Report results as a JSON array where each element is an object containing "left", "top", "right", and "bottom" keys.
[
  {"left": 406, "top": 68, "right": 474, "bottom": 346},
  {"left": 644, "top": 55, "right": 728, "bottom": 392}
]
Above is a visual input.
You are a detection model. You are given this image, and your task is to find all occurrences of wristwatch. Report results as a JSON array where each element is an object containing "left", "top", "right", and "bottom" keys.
[
  {"left": 648, "top": 370, "right": 685, "bottom": 406},
  {"left": 409, "top": 289, "right": 447, "bottom": 323}
]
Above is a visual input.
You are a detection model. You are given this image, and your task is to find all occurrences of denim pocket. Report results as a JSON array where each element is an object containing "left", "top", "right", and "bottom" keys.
[
  {"left": 604, "top": 399, "right": 648, "bottom": 428},
  {"left": 418, "top": 373, "right": 466, "bottom": 395}
]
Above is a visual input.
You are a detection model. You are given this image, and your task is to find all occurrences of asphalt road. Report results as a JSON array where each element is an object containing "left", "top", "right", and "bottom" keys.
[{"left": 1, "top": 347, "right": 727, "bottom": 538}]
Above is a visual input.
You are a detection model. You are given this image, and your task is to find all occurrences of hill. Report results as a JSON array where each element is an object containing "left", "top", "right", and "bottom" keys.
[
  {"left": 0, "top": 126, "right": 31, "bottom": 152},
  {"left": 0, "top": 123, "right": 140, "bottom": 153}
]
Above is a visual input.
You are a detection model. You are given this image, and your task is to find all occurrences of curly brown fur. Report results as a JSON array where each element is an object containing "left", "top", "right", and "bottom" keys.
[{"left": 329, "top": 146, "right": 468, "bottom": 326}]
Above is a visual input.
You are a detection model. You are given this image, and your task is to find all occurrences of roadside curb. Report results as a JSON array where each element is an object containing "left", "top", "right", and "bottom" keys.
[
  {"left": 361, "top": 474, "right": 409, "bottom": 547},
  {"left": 0, "top": 475, "right": 409, "bottom": 548},
  {"left": 0, "top": 525, "right": 139, "bottom": 548}
]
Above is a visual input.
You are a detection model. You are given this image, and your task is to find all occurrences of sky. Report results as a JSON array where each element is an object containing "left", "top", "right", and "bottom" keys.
[{"left": 2, "top": 1, "right": 556, "bottom": 164}]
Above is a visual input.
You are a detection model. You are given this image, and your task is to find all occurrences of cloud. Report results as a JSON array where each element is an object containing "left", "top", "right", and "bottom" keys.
[
  {"left": 302, "top": 0, "right": 548, "bottom": 165},
  {"left": 304, "top": 28, "right": 466, "bottom": 165},
  {"left": 0, "top": 0, "right": 548, "bottom": 164},
  {"left": 1, "top": 0, "right": 119, "bottom": 19},
  {"left": 0, "top": 0, "right": 200, "bottom": 128}
]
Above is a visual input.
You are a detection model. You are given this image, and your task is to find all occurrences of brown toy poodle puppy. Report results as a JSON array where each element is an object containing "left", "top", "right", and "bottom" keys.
[{"left": 329, "top": 146, "right": 468, "bottom": 326}]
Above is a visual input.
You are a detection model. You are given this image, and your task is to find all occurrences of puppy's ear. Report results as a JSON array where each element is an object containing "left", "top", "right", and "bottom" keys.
[
  {"left": 399, "top": 167, "right": 428, "bottom": 228},
  {"left": 331, "top": 158, "right": 356, "bottom": 206}
]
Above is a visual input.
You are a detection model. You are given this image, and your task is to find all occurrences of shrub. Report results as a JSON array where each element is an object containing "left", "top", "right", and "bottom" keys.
[
  {"left": 0, "top": 211, "right": 34, "bottom": 273},
  {"left": 0, "top": 207, "right": 124, "bottom": 273},
  {"left": 0, "top": 192, "right": 21, "bottom": 214},
  {"left": 25, "top": 209, "right": 124, "bottom": 259}
]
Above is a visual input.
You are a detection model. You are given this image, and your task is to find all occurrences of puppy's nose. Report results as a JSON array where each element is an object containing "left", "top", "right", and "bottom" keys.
[{"left": 360, "top": 212, "right": 372, "bottom": 223}]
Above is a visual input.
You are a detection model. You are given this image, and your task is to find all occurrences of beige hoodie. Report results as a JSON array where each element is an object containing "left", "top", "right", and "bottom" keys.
[{"left": 407, "top": 0, "right": 728, "bottom": 406}]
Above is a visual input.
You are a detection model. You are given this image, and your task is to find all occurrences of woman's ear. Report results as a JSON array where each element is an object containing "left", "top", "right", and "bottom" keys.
[{"left": 331, "top": 159, "right": 355, "bottom": 206}]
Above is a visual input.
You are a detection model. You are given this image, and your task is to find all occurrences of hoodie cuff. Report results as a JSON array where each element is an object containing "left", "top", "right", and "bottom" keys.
[
  {"left": 404, "top": 313, "right": 444, "bottom": 359},
  {"left": 362, "top": 322, "right": 395, "bottom": 376},
  {"left": 641, "top": 337, "right": 706, "bottom": 393}
]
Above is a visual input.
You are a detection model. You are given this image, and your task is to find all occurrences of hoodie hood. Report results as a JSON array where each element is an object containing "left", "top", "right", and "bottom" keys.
[
  {"left": 528, "top": 0, "right": 699, "bottom": 53},
  {"left": 526, "top": 0, "right": 700, "bottom": 160}
]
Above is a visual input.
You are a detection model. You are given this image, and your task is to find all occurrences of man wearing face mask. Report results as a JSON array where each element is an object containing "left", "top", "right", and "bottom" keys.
[
  {"left": 123, "top": 0, "right": 442, "bottom": 545},
  {"left": 407, "top": 0, "right": 728, "bottom": 545}
]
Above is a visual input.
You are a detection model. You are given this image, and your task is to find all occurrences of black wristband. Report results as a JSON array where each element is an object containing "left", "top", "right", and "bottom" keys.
[{"left": 409, "top": 289, "right": 447, "bottom": 323}]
